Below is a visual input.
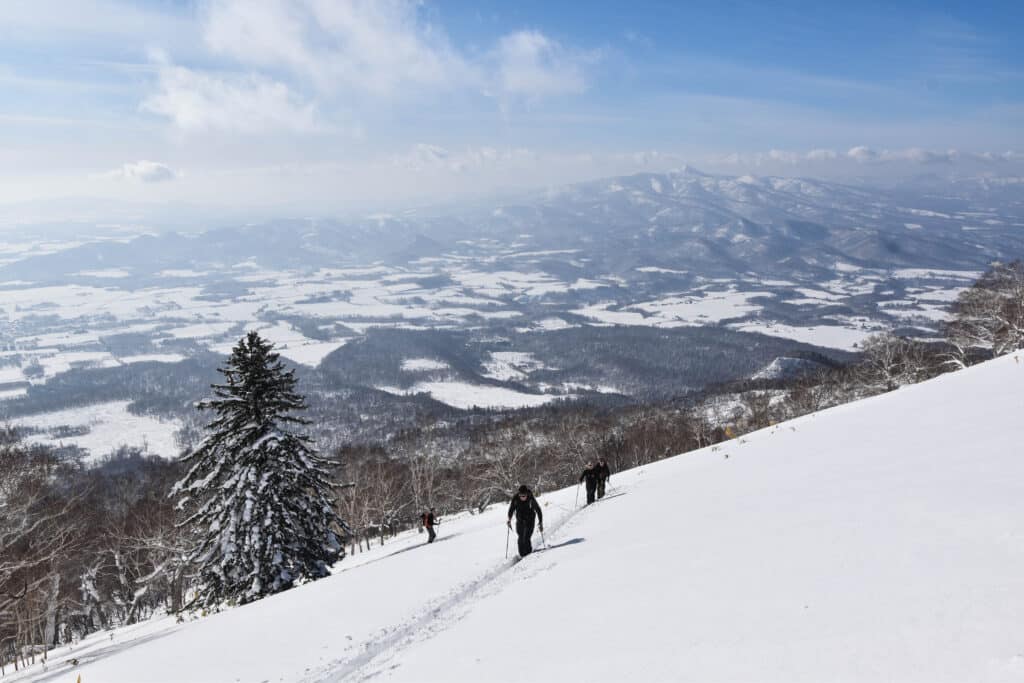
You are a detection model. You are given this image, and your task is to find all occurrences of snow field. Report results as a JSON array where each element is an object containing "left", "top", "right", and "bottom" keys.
[
  {"left": 481, "top": 351, "right": 546, "bottom": 381},
  {"left": 400, "top": 358, "right": 449, "bottom": 372},
  {"left": 376, "top": 381, "right": 565, "bottom": 409},
  {"left": 15, "top": 351, "right": 1024, "bottom": 682},
  {"left": 22, "top": 480, "right": 589, "bottom": 683},
  {"left": 364, "top": 351, "right": 1024, "bottom": 682},
  {"left": 573, "top": 287, "right": 772, "bottom": 328},
  {"left": 13, "top": 401, "right": 182, "bottom": 462},
  {"left": 728, "top": 320, "right": 880, "bottom": 351}
]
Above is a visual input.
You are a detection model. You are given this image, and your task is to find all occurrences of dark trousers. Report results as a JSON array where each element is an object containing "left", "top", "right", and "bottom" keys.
[
  {"left": 426, "top": 526, "right": 436, "bottom": 543},
  {"left": 597, "top": 478, "right": 607, "bottom": 499},
  {"left": 586, "top": 484, "right": 597, "bottom": 504},
  {"left": 516, "top": 519, "right": 535, "bottom": 557}
]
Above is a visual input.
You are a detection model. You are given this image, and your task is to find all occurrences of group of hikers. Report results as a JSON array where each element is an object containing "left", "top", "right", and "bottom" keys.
[
  {"left": 419, "top": 458, "right": 613, "bottom": 558},
  {"left": 578, "top": 457, "right": 612, "bottom": 505}
]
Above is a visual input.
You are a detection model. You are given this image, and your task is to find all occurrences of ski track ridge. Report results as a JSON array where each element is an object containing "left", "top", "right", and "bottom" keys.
[{"left": 302, "top": 491, "right": 607, "bottom": 683}]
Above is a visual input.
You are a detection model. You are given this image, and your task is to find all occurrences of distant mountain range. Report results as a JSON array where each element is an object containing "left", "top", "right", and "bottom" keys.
[
  {"left": 2, "top": 168, "right": 1022, "bottom": 283},
  {"left": 2, "top": 168, "right": 1020, "bottom": 446}
]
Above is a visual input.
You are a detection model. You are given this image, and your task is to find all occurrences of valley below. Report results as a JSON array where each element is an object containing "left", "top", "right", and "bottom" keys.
[{"left": 1, "top": 168, "right": 1020, "bottom": 461}]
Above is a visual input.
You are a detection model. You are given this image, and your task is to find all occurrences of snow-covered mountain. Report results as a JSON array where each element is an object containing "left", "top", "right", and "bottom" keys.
[
  {"left": 4, "top": 168, "right": 1022, "bottom": 280},
  {"left": 18, "top": 350, "right": 1024, "bottom": 682},
  {"left": 460, "top": 168, "right": 1024, "bottom": 275}
]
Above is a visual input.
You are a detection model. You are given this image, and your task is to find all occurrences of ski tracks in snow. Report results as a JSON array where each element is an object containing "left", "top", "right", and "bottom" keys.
[{"left": 301, "top": 494, "right": 603, "bottom": 683}]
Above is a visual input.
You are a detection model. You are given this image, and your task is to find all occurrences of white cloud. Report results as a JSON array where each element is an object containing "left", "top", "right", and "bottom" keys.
[
  {"left": 494, "top": 30, "right": 590, "bottom": 99},
  {"left": 990, "top": 150, "right": 1024, "bottom": 162},
  {"left": 200, "top": 2, "right": 594, "bottom": 102},
  {"left": 848, "top": 147, "right": 960, "bottom": 164},
  {"left": 139, "top": 3, "right": 593, "bottom": 138},
  {"left": 202, "top": 0, "right": 475, "bottom": 96},
  {"left": 847, "top": 146, "right": 879, "bottom": 162},
  {"left": 895, "top": 147, "right": 959, "bottom": 164},
  {"left": 393, "top": 144, "right": 537, "bottom": 173},
  {"left": 806, "top": 148, "right": 838, "bottom": 161},
  {"left": 141, "top": 61, "right": 322, "bottom": 134},
  {"left": 105, "top": 160, "right": 177, "bottom": 183},
  {"left": 0, "top": 0, "right": 191, "bottom": 44},
  {"left": 767, "top": 149, "right": 800, "bottom": 164},
  {"left": 397, "top": 143, "right": 452, "bottom": 171},
  {"left": 705, "top": 146, "right": 1023, "bottom": 177},
  {"left": 620, "top": 150, "right": 683, "bottom": 167}
]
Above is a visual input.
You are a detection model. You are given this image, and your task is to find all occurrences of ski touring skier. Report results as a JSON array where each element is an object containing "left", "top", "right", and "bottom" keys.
[
  {"left": 596, "top": 458, "right": 611, "bottom": 499},
  {"left": 507, "top": 485, "right": 544, "bottom": 557},
  {"left": 421, "top": 508, "right": 437, "bottom": 543},
  {"left": 579, "top": 461, "right": 600, "bottom": 505}
]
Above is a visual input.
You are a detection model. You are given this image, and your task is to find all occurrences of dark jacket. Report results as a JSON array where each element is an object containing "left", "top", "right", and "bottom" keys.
[
  {"left": 421, "top": 512, "right": 435, "bottom": 528},
  {"left": 579, "top": 466, "right": 600, "bottom": 488},
  {"left": 508, "top": 493, "right": 543, "bottom": 525},
  {"left": 596, "top": 462, "right": 611, "bottom": 481}
]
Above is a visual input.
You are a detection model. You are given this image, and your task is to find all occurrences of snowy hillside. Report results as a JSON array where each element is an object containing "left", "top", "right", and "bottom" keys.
[{"left": 15, "top": 351, "right": 1024, "bottom": 682}]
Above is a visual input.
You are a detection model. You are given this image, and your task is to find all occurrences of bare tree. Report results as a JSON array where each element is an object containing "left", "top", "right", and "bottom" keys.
[
  {"left": 335, "top": 455, "right": 373, "bottom": 554},
  {"left": 0, "top": 442, "right": 80, "bottom": 673},
  {"left": 469, "top": 430, "right": 537, "bottom": 512},
  {"left": 856, "top": 333, "right": 931, "bottom": 392},
  {"left": 363, "top": 460, "right": 410, "bottom": 546},
  {"left": 739, "top": 390, "right": 774, "bottom": 430},
  {"left": 780, "top": 371, "right": 833, "bottom": 419},
  {"left": 945, "top": 261, "right": 1024, "bottom": 368},
  {"left": 406, "top": 450, "right": 443, "bottom": 513}
]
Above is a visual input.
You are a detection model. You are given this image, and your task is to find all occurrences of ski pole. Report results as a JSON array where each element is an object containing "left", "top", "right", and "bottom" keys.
[
  {"left": 540, "top": 527, "right": 546, "bottom": 549},
  {"left": 575, "top": 483, "right": 580, "bottom": 508},
  {"left": 505, "top": 524, "right": 511, "bottom": 559}
]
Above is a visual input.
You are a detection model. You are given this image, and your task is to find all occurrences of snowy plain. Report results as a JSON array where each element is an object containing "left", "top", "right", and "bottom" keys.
[
  {"left": 13, "top": 401, "right": 182, "bottom": 462},
  {"left": 11, "top": 350, "right": 1024, "bottom": 682},
  {"left": 375, "top": 380, "right": 564, "bottom": 409}
]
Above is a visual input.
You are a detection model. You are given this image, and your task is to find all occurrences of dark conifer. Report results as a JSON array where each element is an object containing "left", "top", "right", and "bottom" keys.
[{"left": 172, "top": 331, "right": 343, "bottom": 606}]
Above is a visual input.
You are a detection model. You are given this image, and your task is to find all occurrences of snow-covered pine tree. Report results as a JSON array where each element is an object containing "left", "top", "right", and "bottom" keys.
[{"left": 171, "top": 331, "right": 343, "bottom": 607}]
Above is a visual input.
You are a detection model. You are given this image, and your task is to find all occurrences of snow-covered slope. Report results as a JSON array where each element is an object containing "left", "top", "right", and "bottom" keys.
[{"left": 19, "top": 352, "right": 1024, "bottom": 682}]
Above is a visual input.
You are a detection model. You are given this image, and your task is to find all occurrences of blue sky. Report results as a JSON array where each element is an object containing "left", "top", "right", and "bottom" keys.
[{"left": 0, "top": 0, "right": 1021, "bottom": 209}]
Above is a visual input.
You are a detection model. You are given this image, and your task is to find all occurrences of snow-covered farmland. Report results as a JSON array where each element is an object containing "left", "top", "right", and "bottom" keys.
[
  {"left": 75, "top": 268, "right": 132, "bottom": 278},
  {"left": 729, "top": 320, "right": 881, "bottom": 350},
  {"left": 400, "top": 358, "right": 449, "bottom": 372},
  {"left": 377, "top": 380, "right": 564, "bottom": 409},
  {"left": 574, "top": 287, "right": 772, "bottom": 327},
  {"left": 118, "top": 353, "right": 188, "bottom": 364},
  {"left": 481, "top": 351, "right": 546, "bottom": 381},
  {"left": 12, "top": 401, "right": 182, "bottom": 462},
  {"left": 0, "top": 232, "right": 979, "bottom": 424},
  {"left": 891, "top": 268, "right": 982, "bottom": 280}
]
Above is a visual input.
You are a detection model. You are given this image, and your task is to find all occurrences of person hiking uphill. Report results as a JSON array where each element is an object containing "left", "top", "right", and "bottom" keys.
[
  {"left": 421, "top": 508, "right": 437, "bottom": 543},
  {"left": 579, "top": 461, "right": 600, "bottom": 505},
  {"left": 596, "top": 458, "right": 611, "bottom": 499},
  {"left": 507, "top": 485, "right": 543, "bottom": 557}
]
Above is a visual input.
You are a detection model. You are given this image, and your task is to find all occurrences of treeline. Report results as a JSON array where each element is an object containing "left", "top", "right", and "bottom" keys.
[
  {"left": 2, "top": 260, "right": 1022, "bottom": 675},
  {"left": 0, "top": 442, "right": 184, "bottom": 674}
]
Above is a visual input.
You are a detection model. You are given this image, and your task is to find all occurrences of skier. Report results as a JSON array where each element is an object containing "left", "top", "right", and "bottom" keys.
[
  {"left": 507, "top": 485, "right": 543, "bottom": 557},
  {"left": 579, "top": 461, "right": 600, "bottom": 505},
  {"left": 596, "top": 458, "right": 611, "bottom": 499},
  {"left": 421, "top": 508, "right": 437, "bottom": 543}
]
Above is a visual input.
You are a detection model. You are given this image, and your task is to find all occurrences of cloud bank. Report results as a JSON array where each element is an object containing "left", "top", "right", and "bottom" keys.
[{"left": 104, "top": 160, "right": 178, "bottom": 183}]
